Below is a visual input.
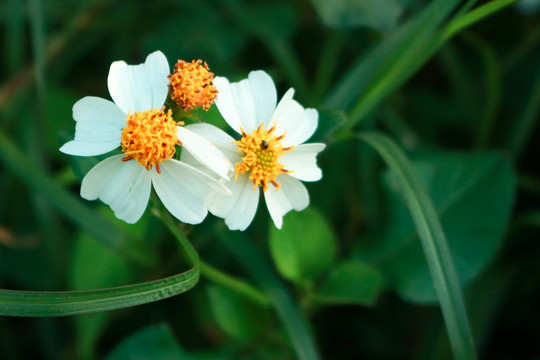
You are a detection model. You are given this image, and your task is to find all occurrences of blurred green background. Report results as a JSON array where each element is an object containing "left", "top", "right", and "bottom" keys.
[{"left": 1, "top": 0, "right": 540, "bottom": 359}]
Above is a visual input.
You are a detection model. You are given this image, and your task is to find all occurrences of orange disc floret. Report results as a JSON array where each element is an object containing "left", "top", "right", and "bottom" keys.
[
  {"left": 121, "top": 108, "right": 182, "bottom": 171},
  {"left": 234, "top": 123, "right": 293, "bottom": 192},
  {"left": 168, "top": 59, "right": 218, "bottom": 111}
]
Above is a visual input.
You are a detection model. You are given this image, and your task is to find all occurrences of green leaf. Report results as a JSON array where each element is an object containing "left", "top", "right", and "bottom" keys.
[
  {"left": 309, "top": 0, "right": 404, "bottom": 31},
  {"left": 270, "top": 207, "right": 337, "bottom": 284},
  {"left": 314, "top": 260, "right": 383, "bottom": 306},
  {"left": 360, "top": 132, "right": 477, "bottom": 360},
  {"left": 104, "top": 324, "right": 192, "bottom": 360},
  {"left": 207, "top": 284, "right": 270, "bottom": 341},
  {"left": 0, "top": 264, "right": 199, "bottom": 316},
  {"left": 310, "top": 110, "right": 348, "bottom": 143},
  {"left": 367, "top": 151, "right": 515, "bottom": 303}
]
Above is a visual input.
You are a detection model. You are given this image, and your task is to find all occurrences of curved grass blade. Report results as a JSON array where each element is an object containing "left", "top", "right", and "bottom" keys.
[
  {"left": 0, "top": 265, "right": 199, "bottom": 317},
  {"left": 360, "top": 132, "right": 477, "bottom": 360},
  {"left": 219, "top": 231, "right": 321, "bottom": 360}
]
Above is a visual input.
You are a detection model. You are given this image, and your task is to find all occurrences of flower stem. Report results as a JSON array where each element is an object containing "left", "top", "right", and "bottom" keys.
[{"left": 154, "top": 207, "right": 270, "bottom": 308}]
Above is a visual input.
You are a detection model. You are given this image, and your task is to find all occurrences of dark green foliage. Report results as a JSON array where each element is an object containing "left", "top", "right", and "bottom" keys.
[{"left": 1, "top": 0, "right": 539, "bottom": 359}]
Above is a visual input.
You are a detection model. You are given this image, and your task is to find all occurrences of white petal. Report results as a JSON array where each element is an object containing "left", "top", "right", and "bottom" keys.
[
  {"left": 214, "top": 71, "right": 277, "bottom": 134},
  {"left": 81, "top": 155, "right": 151, "bottom": 224},
  {"left": 270, "top": 89, "right": 318, "bottom": 147},
  {"left": 183, "top": 123, "right": 240, "bottom": 162},
  {"left": 214, "top": 77, "right": 243, "bottom": 134},
  {"left": 247, "top": 71, "right": 277, "bottom": 128},
  {"left": 60, "top": 140, "right": 121, "bottom": 156},
  {"left": 230, "top": 76, "right": 257, "bottom": 132},
  {"left": 152, "top": 159, "right": 231, "bottom": 225},
  {"left": 59, "top": 96, "right": 125, "bottom": 156},
  {"left": 281, "top": 143, "right": 326, "bottom": 182},
  {"left": 177, "top": 126, "right": 233, "bottom": 179},
  {"left": 107, "top": 51, "right": 169, "bottom": 114},
  {"left": 209, "top": 172, "right": 259, "bottom": 231},
  {"left": 264, "top": 175, "right": 309, "bottom": 229}
]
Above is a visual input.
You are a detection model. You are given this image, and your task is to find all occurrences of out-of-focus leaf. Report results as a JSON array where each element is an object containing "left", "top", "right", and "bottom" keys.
[
  {"left": 270, "top": 207, "right": 337, "bottom": 285},
  {"left": 363, "top": 151, "right": 515, "bottom": 303},
  {"left": 516, "top": 0, "right": 540, "bottom": 13},
  {"left": 144, "top": 2, "right": 246, "bottom": 66},
  {"left": 207, "top": 284, "right": 270, "bottom": 341},
  {"left": 70, "top": 232, "right": 133, "bottom": 359},
  {"left": 241, "top": 2, "right": 296, "bottom": 40},
  {"left": 314, "top": 260, "right": 383, "bottom": 306},
  {"left": 104, "top": 324, "right": 193, "bottom": 360},
  {"left": 310, "top": 110, "right": 347, "bottom": 143},
  {"left": 309, "top": 0, "right": 405, "bottom": 31}
]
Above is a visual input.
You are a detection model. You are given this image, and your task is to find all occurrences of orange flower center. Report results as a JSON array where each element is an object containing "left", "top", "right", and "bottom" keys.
[
  {"left": 234, "top": 123, "right": 293, "bottom": 192},
  {"left": 168, "top": 59, "right": 217, "bottom": 111},
  {"left": 120, "top": 108, "right": 182, "bottom": 173}
]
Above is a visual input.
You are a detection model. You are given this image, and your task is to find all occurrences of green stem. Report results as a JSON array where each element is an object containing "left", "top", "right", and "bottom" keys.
[
  {"left": 199, "top": 262, "right": 271, "bottom": 308},
  {"left": 154, "top": 208, "right": 271, "bottom": 308}
]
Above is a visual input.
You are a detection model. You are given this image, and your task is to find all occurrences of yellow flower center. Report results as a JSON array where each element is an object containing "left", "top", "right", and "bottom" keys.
[
  {"left": 234, "top": 123, "right": 293, "bottom": 192},
  {"left": 168, "top": 59, "right": 217, "bottom": 111},
  {"left": 120, "top": 108, "right": 182, "bottom": 174}
]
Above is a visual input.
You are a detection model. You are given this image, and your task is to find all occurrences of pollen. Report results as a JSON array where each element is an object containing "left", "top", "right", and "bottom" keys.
[
  {"left": 121, "top": 108, "right": 182, "bottom": 172},
  {"left": 234, "top": 123, "right": 294, "bottom": 192},
  {"left": 168, "top": 59, "right": 218, "bottom": 111}
]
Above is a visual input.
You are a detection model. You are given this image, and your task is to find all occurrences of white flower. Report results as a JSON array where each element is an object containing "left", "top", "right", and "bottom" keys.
[
  {"left": 181, "top": 70, "right": 325, "bottom": 230},
  {"left": 60, "top": 51, "right": 232, "bottom": 224}
]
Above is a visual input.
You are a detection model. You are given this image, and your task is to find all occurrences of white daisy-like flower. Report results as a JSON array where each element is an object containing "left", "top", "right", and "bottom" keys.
[
  {"left": 60, "top": 51, "right": 233, "bottom": 224},
  {"left": 181, "top": 70, "right": 325, "bottom": 230}
]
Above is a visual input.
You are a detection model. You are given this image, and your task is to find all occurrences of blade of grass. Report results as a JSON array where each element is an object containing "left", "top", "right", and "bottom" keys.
[
  {"left": 360, "top": 132, "right": 477, "bottom": 360},
  {"left": 326, "top": 0, "right": 517, "bottom": 134},
  {"left": 6, "top": 0, "right": 25, "bottom": 73},
  {"left": 347, "top": 0, "right": 517, "bottom": 127},
  {"left": 0, "top": 131, "right": 156, "bottom": 267},
  {"left": 506, "top": 62, "right": 540, "bottom": 159},
  {"left": 0, "top": 265, "right": 199, "bottom": 317},
  {"left": 323, "top": 0, "right": 465, "bottom": 112},
  {"left": 219, "top": 230, "right": 321, "bottom": 360}
]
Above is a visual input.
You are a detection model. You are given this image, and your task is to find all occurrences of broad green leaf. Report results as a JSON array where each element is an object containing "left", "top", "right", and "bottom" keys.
[
  {"left": 314, "top": 260, "right": 382, "bottom": 306},
  {"left": 70, "top": 233, "right": 133, "bottom": 359},
  {"left": 365, "top": 151, "right": 514, "bottom": 303},
  {"left": 270, "top": 207, "right": 337, "bottom": 284},
  {"left": 207, "top": 284, "right": 270, "bottom": 341},
  {"left": 360, "top": 132, "right": 477, "bottom": 360},
  {"left": 104, "top": 324, "right": 192, "bottom": 360}
]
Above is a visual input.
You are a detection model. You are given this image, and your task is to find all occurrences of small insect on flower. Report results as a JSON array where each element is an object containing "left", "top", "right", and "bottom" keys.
[
  {"left": 60, "top": 51, "right": 232, "bottom": 224},
  {"left": 180, "top": 70, "right": 325, "bottom": 231}
]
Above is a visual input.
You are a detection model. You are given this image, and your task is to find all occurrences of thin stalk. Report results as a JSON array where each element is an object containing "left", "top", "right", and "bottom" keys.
[{"left": 155, "top": 209, "right": 271, "bottom": 308}]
